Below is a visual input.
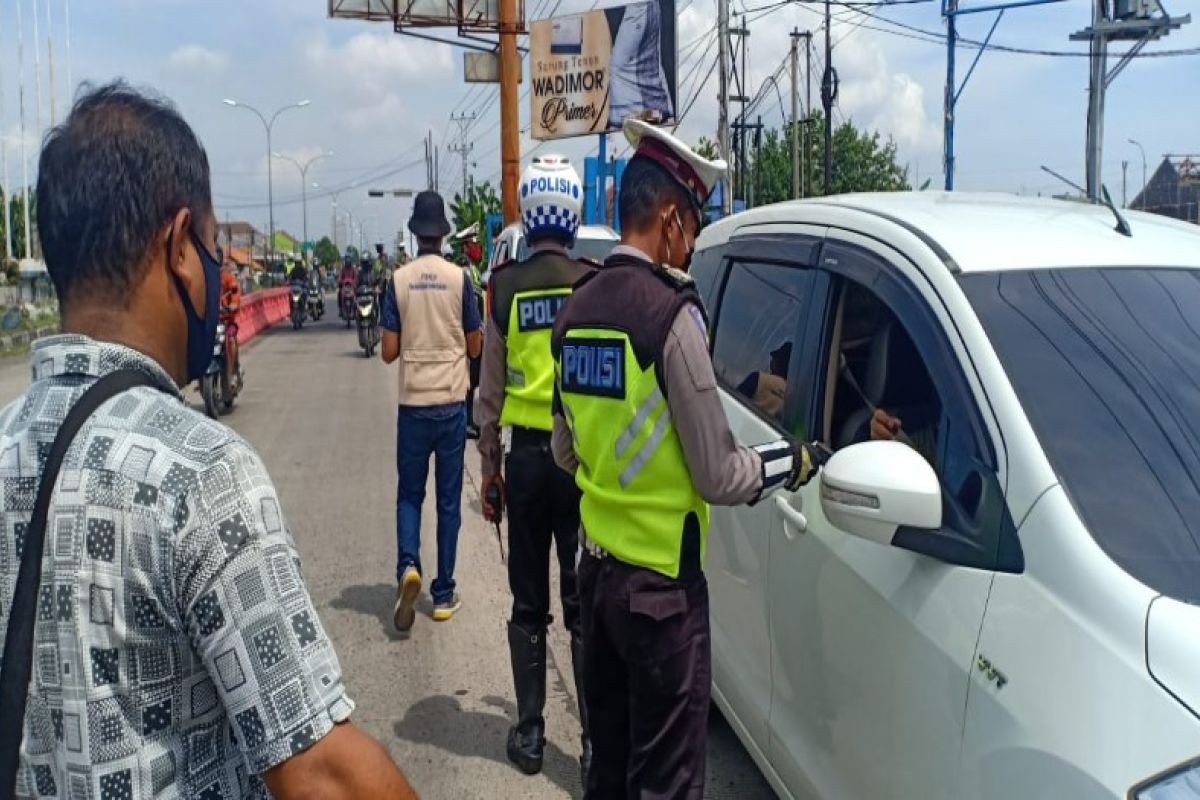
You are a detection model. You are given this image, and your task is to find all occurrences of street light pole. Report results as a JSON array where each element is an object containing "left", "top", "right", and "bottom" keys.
[
  {"left": 273, "top": 150, "right": 333, "bottom": 262},
  {"left": 1128, "top": 138, "right": 1147, "bottom": 209},
  {"left": 223, "top": 98, "right": 310, "bottom": 270}
]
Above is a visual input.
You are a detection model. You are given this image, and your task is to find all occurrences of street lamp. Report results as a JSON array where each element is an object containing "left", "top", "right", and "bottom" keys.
[
  {"left": 1129, "top": 139, "right": 1147, "bottom": 209},
  {"left": 273, "top": 150, "right": 333, "bottom": 262},
  {"left": 222, "top": 97, "right": 310, "bottom": 269}
]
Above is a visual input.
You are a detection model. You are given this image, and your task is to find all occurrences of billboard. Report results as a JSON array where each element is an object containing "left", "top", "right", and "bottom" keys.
[
  {"left": 329, "top": 0, "right": 514, "bottom": 31},
  {"left": 529, "top": 0, "right": 677, "bottom": 141}
]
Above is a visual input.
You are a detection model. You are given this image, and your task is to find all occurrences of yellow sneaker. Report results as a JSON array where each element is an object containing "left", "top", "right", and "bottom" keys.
[
  {"left": 394, "top": 567, "right": 421, "bottom": 632},
  {"left": 431, "top": 594, "right": 462, "bottom": 622}
]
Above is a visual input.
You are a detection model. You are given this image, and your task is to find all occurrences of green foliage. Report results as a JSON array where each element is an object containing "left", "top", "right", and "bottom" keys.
[
  {"left": 694, "top": 136, "right": 720, "bottom": 161},
  {"left": 313, "top": 236, "right": 340, "bottom": 266},
  {"left": 0, "top": 190, "right": 35, "bottom": 260},
  {"left": 450, "top": 181, "right": 501, "bottom": 269},
  {"left": 744, "top": 113, "right": 910, "bottom": 204}
]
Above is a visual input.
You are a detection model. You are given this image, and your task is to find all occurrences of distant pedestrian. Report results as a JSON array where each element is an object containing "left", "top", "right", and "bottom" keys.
[
  {"left": 382, "top": 190, "right": 483, "bottom": 630},
  {"left": 0, "top": 81, "right": 415, "bottom": 799}
]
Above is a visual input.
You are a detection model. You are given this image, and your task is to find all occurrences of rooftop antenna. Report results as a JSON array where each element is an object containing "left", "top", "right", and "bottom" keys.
[
  {"left": 1101, "top": 185, "right": 1132, "bottom": 237},
  {"left": 1040, "top": 165, "right": 1087, "bottom": 196}
]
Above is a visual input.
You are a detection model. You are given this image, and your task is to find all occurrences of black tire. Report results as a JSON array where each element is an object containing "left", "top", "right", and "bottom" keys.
[
  {"left": 200, "top": 374, "right": 220, "bottom": 419},
  {"left": 219, "top": 368, "right": 235, "bottom": 413}
]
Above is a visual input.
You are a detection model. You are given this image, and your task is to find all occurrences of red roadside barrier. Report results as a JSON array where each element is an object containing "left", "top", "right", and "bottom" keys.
[{"left": 235, "top": 287, "right": 291, "bottom": 344}]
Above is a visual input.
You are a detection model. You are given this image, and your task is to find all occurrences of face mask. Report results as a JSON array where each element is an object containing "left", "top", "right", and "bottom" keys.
[
  {"left": 166, "top": 229, "right": 221, "bottom": 383},
  {"left": 671, "top": 209, "right": 695, "bottom": 271}
]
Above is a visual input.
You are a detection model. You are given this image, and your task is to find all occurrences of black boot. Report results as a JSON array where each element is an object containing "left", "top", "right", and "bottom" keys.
[
  {"left": 506, "top": 622, "right": 546, "bottom": 775},
  {"left": 571, "top": 632, "right": 592, "bottom": 788}
]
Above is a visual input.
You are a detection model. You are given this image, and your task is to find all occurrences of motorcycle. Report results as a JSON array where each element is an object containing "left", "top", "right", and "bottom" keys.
[
  {"left": 306, "top": 284, "right": 325, "bottom": 321},
  {"left": 289, "top": 282, "right": 306, "bottom": 329},
  {"left": 338, "top": 281, "right": 355, "bottom": 329},
  {"left": 356, "top": 285, "right": 380, "bottom": 357},
  {"left": 200, "top": 308, "right": 243, "bottom": 418}
]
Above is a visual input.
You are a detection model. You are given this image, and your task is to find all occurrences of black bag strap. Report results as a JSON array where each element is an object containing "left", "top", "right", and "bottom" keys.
[{"left": 0, "top": 369, "right": 158, "bottom": 796}]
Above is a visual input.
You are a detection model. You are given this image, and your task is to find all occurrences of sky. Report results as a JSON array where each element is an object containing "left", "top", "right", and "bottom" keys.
[{"left": 0, "top": 0, "right": 1196, "bottom": 249}]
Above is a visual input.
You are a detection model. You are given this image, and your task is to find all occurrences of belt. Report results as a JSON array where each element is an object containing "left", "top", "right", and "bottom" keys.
[
  {"left": 579, "top": 531, "right": 610, "bottom": 560},
  {"left": 510, "top": 425, "right": 552, "bottom": 450}
]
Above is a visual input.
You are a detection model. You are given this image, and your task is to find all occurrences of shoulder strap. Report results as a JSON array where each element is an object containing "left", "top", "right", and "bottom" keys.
[{"left": 0, "top": 369, "right": 159, "bottom": 794}]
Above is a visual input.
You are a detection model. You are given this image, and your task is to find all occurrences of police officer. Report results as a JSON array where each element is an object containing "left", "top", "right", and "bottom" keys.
[
  {"left": 550, "top": 120, "right": 828, "bottom": 798},
  {"left": 477, "top": 155, "right": 593, "bottom": 780}
]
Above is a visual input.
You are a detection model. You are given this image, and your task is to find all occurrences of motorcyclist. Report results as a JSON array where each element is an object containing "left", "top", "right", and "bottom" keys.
[
  {"left": 357, "top": 255, "right": 376, "bottom": 289},
  {"left": 220, "top": 255, "right": 243, "bottom": 385},
  {"left": 307, "top": 266, "right": 326, "bottom": 318},
  {"left": 339, "top": 253, "right": 357, "bottom": 287}
]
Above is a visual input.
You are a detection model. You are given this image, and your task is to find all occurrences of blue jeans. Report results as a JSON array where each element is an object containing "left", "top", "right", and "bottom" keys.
[{"left": 396, "top": 403, "right": 466, "bottom": 605}]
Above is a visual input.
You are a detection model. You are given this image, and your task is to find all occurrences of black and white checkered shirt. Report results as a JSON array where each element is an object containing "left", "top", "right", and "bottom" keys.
[{"left": 0, "top": 335, "right": 353, "bottom": 799}]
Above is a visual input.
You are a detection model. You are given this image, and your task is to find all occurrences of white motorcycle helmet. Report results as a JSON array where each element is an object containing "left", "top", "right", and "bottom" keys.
[{"left": 519, "top": 154, "right": 583, "bottom": 246}]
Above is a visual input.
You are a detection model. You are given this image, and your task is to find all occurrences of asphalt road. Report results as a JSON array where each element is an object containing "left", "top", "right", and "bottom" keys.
[{"left": 3, "top": 316, "right": 778, "bottom": 800}]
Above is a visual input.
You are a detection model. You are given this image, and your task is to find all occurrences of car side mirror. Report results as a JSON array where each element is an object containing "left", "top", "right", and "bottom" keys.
[{"left": 819, "top": 440, "right": 942, "bottom": 545}]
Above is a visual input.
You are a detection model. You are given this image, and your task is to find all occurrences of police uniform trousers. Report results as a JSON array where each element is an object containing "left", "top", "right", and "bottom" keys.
[
  {"left": 578, "top": 550, "right": 711, "bottom": 799},
  {"left": 506, "top": 426, "right": 582, "bottom": 633}
]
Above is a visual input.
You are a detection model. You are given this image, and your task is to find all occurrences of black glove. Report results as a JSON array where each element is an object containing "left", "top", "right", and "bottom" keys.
[{"left": 785, "top": 441, "right": 833, "bottom": 492}]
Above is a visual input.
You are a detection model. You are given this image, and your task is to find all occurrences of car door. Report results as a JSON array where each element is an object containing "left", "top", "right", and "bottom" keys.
[
  {"left": 697, "top": 233, "right": 824, "bottom": 765},
  {"left": 766, "top": 233, "right": 1014, "bottom": 800}
]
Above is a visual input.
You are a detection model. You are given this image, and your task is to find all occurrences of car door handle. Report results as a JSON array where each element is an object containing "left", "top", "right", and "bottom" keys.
[{"left": 773, "top": 495, "right": 808, "bottom": 539}]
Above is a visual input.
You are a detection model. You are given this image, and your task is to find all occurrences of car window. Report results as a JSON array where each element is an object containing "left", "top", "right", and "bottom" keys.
[
  {"left": 711, "top": 260, "right": 813, "bottom": 426},
  {"left": 689, "top": 245, "right": 727, "bottom": 313},
  {"left": 813, "top": 242, "right": 1018, "bottom": 571},
  {"left": 569, "top": 237, "right": 617, "bottom": 263},
  {"left": 964, "top": 267, "right": 1200, "bottom": 602}
]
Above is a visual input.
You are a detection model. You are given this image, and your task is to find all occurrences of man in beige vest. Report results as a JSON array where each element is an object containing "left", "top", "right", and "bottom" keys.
[{"left": 381, "top": 191, "right": 483, "bottom": 631}]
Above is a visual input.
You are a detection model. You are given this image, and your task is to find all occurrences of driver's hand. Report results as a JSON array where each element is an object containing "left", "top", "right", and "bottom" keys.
[{"left": 870, "top": 408, "right": 902, "bottom": 441}]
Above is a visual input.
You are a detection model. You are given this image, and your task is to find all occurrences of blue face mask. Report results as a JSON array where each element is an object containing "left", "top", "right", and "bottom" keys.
[{"left": 167, "top": 229, "right": 221, "bottom": 383}]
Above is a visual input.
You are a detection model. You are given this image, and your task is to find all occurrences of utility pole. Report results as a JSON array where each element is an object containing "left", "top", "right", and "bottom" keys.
[
  {"left": 727, "top": 14, "right": 749, "bottom": 206},
  {"left": 1073, "top": 0, "right": 1188, "bottom": 201},
  {"left": 33, "top": 0, "right": 42, "bottom": 145},
  {"left": 790, "top": 29, "right": 800, "bottom": 199},
  {"left": 0, "top": 12, "right": 11, "bottom": 262},
  {"left": 16, "top": 0, "right": 31, "bottom": 260},
  {"left": 718, "top": 0, "right": 731, "bottom": 214},
  {"left": 223, "top": 98, "right": 310, "bottom": 270},
  {"left": 273, "top": 150, "right": 332, "bottom": 263},
  {"left": 64, "top": 0, "right": 71, "bottom": 101},
  {"left": 45, "top": 0, "right": 55, "bottom": 126},
  {"left": 499, "top": 0, "right": 519, "bottom": 224},
  {"left": 1122, "top": 159, "right": 1128, "bottom": 207},
  {"left": 822, "top": 0, "right": 835, "bottom": 195},
  {"left": 449, "top": 112, "right": 477, "bottom": 197},
  {"left": 752, "top": 115, "right": 762, "bottom": 208}
]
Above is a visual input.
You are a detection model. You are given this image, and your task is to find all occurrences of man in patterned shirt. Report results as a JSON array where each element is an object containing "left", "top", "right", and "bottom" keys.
[{"left": 0, "top": 82, "right": 416, "bottom": 798}]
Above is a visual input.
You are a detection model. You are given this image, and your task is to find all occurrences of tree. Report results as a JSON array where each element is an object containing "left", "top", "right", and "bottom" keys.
[
  {"left": 2, "top": 190, "right": 35, "bottom": 261},
  {"left": 450, "top": 181, "right": 501, "bottom": 269},
  {"left": 741, "top": 114, "right": 909, "bottom": 205},
  {"left": 313, "top": 236, "right": 340, "bottom": 267},
  {"left": 694, "top": 136, "right": 720, "bottom": 161}
]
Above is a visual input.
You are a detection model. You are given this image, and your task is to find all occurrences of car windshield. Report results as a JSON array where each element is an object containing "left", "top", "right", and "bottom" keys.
[
  {"left": 515, "top": 236, "right": 616, "bottom": 263},
  {"left": 962, "top": 267, "right": 1200, "bottom": 603}
]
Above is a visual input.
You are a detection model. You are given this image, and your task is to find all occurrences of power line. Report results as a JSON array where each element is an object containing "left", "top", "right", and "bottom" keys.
[{"left": 787, "top": 2, "right": 1200, "bottom": 58}]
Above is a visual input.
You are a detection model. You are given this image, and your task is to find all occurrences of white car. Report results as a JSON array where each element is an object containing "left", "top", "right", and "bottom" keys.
[
  {"left": 693, "top": 192, "right": 1200, "bottom": 800},
  {"left": 486, "top": 222, "right": 619, "bottom": 278}
]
